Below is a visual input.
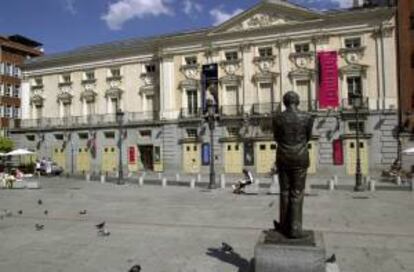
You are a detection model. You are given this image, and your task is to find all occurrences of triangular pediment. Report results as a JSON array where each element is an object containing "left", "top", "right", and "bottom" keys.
[{"left": 210, "top": 0, "right": 322, "bottom": 34}]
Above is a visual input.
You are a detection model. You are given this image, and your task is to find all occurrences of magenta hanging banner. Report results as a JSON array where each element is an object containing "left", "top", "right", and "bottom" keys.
[{"left": 318, "top": 51, "right": 339, "bottom": 108}]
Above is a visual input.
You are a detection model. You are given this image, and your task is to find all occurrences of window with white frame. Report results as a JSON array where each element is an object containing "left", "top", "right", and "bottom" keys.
[
  {"left": 225, "top": 51, "right": 238, "bottom": 61},
  {"left": 63, "top": 103, "right": 71, "bottom": 118},
  {"left": 295, "top": 43, "right": 310, "bottom": 53},
  {"left": 345, "top": 37, "right": 361, "bottom": 49},
  {"left": 84, "top": 71, "right": 95, "bottom": 80},
  {"left": 145, "top": 64, "right": 156, "bottom": 73},
  {"left": 186, "top": 128, "right": 197, "bottom": 138},
  {"left": 86, "top": 101, "right": 95, "bottom": 115},
  {"left": 347, "top": 76, "right": 362, "bottom": 105},
  {"left": 13, "top": 85, "right": 20, "bottom": 97},
  {"left": 5, "top": 84, "right": 11, "bottom": 96},
  {"left": 225, "top": 85, "right": 238, "bottom": 105},
  {"left": 0, "top": 63, "right": 4, "bottom": 75},
  {"left": 259, "top": 82, "right": 273, "bottom": 104},
  {"left": 185, "top": 56, "right": 197, "bottom": 65},
  {"left": 34, "top": 77, "right": 43, "bottom": 86},
  {"left": 4, "top": 105, "right": 11, "bottom": 118},
  {"left": 60, "top": 74, "right": 71, "bottom": 83},
  {"left": 258, "top": 47, "right": 273, "bottom": 57},
  {"left": 5, "top": 63, "right": 12, "bottom": 76},
  {"left": 12, "top": 107, "right": 19, "bottom": 118},
  {"left": 13, "top": 66, "right": 20, "bottom": 77},
  {"left": 110, "top": 67, "right": 121, "bottom": 77},
  {"left": 186, "top": 89, "right": 198, "bottom": 114},
  {"left": 0, "top": 84, "right": 4, "bottom": 96}
]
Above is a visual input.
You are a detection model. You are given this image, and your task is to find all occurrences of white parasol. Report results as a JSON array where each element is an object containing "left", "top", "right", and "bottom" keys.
[
  {"left": 6, "top": 149, "right": 35, "bottom": 156},
  {"left": 402, "top": 147, "right": 414, "bottom": 155}
]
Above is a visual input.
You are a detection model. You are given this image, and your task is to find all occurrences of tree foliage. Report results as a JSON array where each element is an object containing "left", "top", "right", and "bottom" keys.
[{"left": 0, "top": 137, "right": 14, "bottom": 153}]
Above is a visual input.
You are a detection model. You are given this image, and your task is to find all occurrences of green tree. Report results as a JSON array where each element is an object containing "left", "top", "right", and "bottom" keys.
[{"left": 0, "top": 137, "right": 14, "bottom": 153}]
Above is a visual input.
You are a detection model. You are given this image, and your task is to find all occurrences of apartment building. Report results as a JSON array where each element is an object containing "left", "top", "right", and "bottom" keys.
[
  {"left": 0, "top": 35, "right": 43, "bottom": 136},
  {"left": 11, "top": 0, "right": 399, "bottom": 177}
]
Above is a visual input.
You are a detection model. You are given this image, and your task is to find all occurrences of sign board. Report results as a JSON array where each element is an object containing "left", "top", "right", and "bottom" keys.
[{"left": 318, "top": 51, "right": 339, "bottom": 108}]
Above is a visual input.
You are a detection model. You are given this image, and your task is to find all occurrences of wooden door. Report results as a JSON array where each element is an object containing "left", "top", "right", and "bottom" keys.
[
  {"left": 256, "top": 141, "right": 276, "bottom": 174},
  {"left": 183, "top": 143, "right": 200, "bottom": 173}
]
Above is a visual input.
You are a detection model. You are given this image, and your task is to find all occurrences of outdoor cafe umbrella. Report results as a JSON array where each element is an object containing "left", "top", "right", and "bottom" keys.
[
  {"left": 6, "top": 149, "right": 34, "bottom": 156},
  {"left": 5, "top": 149, "right": 35, "bottom": 168},
  {"left": 402, "top": 147, "right": 414, "bottom": 155}
]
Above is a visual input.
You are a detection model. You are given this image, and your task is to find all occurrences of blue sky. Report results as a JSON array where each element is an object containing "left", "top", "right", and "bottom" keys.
[{"left": 0, "top": 0, "right": 352, "bottom": 54}]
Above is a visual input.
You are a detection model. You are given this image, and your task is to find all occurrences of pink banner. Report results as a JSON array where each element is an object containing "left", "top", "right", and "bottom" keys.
[{"left": 318, "top": 51, "right": 339, "bottom": 108}]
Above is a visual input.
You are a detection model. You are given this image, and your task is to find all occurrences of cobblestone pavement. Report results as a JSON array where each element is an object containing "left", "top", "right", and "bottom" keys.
[{"left": 0, "top": 177, "right": 413, "bottom": 272}]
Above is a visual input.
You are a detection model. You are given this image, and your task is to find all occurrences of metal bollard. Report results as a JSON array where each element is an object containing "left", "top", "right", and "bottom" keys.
[
  {"left": 396, "top": 176, "right": 402, "bottom": 186},
  {"left": 197, "top": 174, "right": 201, "bottom": 183},
  {"left": 333, "top": 175, "right": 338, "bottom": 185},
  {"left": 158, "top": 173, "right": 163, "bottom": 180},
  {"left": 411, "top": 177, "right": 414, "bottom": 192},
  {"left": 369, "top": 179, "right": 376, "bottom": 192},
  {"left": 220, "top": 174, "right": 226, "bottom": 189},
  {"left": 190, "top": 178, "right": 196, "bottom": 189},
  {"left": 254, "top": 179, "right": 260, "bottom": 193},
  {"left": 270, "top": 175, "right": 280, "bottom": 194},
  {"left": 328, "top": 179, "right": 335, "bottom": 191},
  {"left": 86, "top": 173, "right": 90, "bottom": 182},
  {"left": 305, "top": 179, "right": 311, "bottom": 194},
  {"left": 162, "top": 178, "right": 167, "bottom": 187},
  {"left": 176, "top": 173, "right": 180, "bottom": 182},
  {"left": 100, "top": 175, "right": 106, "bottom": 184},
  {"left": 138, "top": 177, "right": 144, "bottom": 187}
]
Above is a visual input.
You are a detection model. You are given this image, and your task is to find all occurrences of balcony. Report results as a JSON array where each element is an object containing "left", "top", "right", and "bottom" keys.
[
  {"left": 298, "top": 100, "right": 318, "bottom": 112},
  {"left": 180, "top": 108, "right": 201, "bottom": 119},
  {"left": 16, "top": 111, "right": 159, "bottom": 129},
  {"left": 219, "top": 105, "right": 243, "bottom": 117},
  {"left": 341, "top": 97, "right": 369, "bottom": 110},
  {"left": 251, "top": 102, "right": 281, "bottom": 115}
]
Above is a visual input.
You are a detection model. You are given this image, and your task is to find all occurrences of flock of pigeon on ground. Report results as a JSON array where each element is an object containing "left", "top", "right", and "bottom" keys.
[
  {"left": 0, "top": 199, "right": 141, "bottom": 272},
  {"left": 1, "top": 199, "right": 338, "bottom": 272}
]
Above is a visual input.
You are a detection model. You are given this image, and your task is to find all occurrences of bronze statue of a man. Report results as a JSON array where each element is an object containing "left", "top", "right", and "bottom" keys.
[{"left": 273, "top": 91, "right": 314, "bottom": 239}]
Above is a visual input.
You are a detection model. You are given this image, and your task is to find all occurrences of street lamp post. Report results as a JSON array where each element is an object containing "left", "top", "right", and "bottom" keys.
[
  {"left": 206, "top": 99, "right": 217, "bottom": 189},
  {"left": 353, "top": 97, "right": 365, "bottom": 192},
  {"left": 116, "top": 109, "right": 124, "bottom": 185}
]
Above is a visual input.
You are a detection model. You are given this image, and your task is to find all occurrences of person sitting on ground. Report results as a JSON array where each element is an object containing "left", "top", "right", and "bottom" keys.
[{"left": 232, "top": 169, "right": 254, "bottom": 194}]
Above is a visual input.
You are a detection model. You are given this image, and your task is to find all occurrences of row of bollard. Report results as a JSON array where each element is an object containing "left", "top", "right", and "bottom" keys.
[{"left": 86, "top": 173, "right": 414, "bottom": 193}]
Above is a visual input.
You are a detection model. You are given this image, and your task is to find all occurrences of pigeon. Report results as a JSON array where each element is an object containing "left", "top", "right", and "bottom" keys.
[
  {"left": 44, "top": 210, "right": 48, "bottom": 216},
  {"left": 129, "top": 264, "right": 141, "bottom": 272},
  {"left": 18, "top": 210, "right": 23, "bottom": 215},
  {"left": 96, "top": 221, "right": 105, "bottom": 230},
  {"left": 221, "top": 242, "right": 233, "bottom": 253},
  {"left": 35, "top": 224, "right": 44, "bottom": 231},
  {"left": 326, "top": 254, "right": 336, "bottom": 263},
  {"left": 38, "top": 199, "right": 43, "bottom": 205},
  {"left": 98, "top": 229, "right": 110, "bottom": 236},
  {"left": 79, "top": 210, "right": 87, "bottom": 215}
]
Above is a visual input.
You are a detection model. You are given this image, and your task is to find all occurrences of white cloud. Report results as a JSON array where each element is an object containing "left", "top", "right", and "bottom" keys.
[
  {"left": 183, "top": 0, "right": 202, "bottom": 15},
  {"left": 102, "top": 0, "right": 173, "bottom": 30},
  {"left": 64, "top": 0, "right": 76, "bottom": 15},
  {"left": 210, "top": 7, "right": 243, "bottom": 26},
  {"left": 333, "top": 0, "right": 353, "bottom": 8}
]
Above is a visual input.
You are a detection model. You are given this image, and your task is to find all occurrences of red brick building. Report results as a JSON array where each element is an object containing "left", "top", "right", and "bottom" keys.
[
  {"left": 0, "top": 35, "right": 42, "bottom": 135},
  {"left": 394, "top": 0, "right": 414, "bottom": 132}
]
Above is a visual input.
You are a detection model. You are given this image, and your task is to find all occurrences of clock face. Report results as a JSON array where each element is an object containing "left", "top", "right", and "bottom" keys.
[
  {"left": 346, "top": 53, "right": 359, "bottom": 63},
  {"left": 295, "top": 57, "right": 308, "bottom": 68}
]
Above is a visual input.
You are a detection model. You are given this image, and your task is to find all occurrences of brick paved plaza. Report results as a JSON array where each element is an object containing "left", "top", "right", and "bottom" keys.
[{"left": 0, "top": 177, "right": 413, "bottom": 272}]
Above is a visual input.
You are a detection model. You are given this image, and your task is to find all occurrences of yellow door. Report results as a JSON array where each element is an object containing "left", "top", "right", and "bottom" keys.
[
  {"left": 76, "top": 147, "right": 90, "bottom": 173},
  {"left": 346, "top": 140, "right": 369, "bottom": 175},
  {"left": 224, "top": 143, "right": 243, "bottom": 173},
  {"left": 102, "top": 146, "right": 117, "bottom": 173},
  {"left": 307, "top": 142, "right": 317, "bottom": 174},
  {"left": 183, "top": 143, "right": 200, "bottom": 173},
  {"left": 53, "top": 147, "right": 66, "bottom": 170},
  {"left": 256, "top": 141, "right": 277, "bottom": 174}
]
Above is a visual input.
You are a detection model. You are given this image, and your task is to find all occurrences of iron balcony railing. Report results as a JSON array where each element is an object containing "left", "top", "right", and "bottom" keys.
[
  {"left": 18, "top": 111, "right": 159, "bottom": 129},
  {"left": 298, "top": 100, "right": 318, "bottom": 112},
  {"left": 180, "top": 107, "right": 202, "bottom": 119},
  {"left": 251, "top": 102, "right": 281, "bottom": 115},
  {"left": 341, "top": 97, "right": 369, "bottom": 110},
  {"left": 219, "top": 105, "right": 244, "bottom": 116}
]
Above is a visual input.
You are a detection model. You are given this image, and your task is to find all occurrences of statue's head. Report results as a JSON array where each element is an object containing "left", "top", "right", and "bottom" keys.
[{"left": 283, "top": 91, "right": 300, "bottom": 108}]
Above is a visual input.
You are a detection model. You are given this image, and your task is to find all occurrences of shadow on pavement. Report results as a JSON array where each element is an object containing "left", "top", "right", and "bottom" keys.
[{"left": 206, "top": 247, "right": 254, "bottom": 272}]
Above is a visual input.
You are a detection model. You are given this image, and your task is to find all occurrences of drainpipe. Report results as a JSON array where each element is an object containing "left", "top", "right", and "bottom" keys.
[
  {"left": 394, "top": 4, "right": 403, "bottom": 165},
  {"left": 277, "top": 40, "right": 283, "bottom": 108},
  {"left": 374, "top": 29, "right": 381, "bottom": 111}
]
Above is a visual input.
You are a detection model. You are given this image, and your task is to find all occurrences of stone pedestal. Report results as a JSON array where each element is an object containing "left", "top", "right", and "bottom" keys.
[{"left": 255, "top": 230, "right": 326, "bottom": 272}]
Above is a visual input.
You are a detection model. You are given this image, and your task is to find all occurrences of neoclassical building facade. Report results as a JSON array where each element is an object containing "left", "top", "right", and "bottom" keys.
[{"left": 11, "top": 0, "right": 399, "bottom": 177}]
